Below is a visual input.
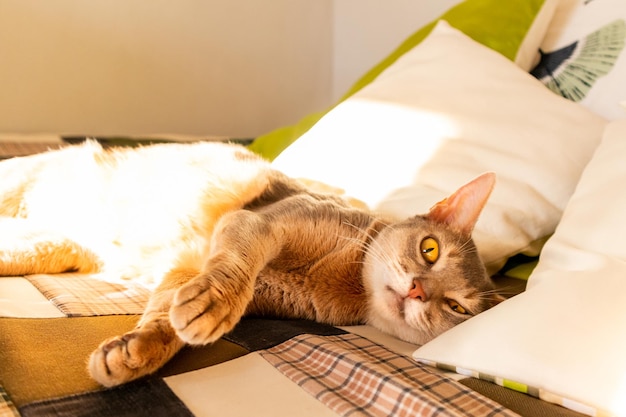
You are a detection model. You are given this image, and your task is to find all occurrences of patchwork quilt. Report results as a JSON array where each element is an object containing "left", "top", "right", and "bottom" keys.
[
  {"left": 0, "top": 270, "right": 582, "bottom": 417},
  {"left": 0, "top": 275, "right": 520, "bottom": 417}
]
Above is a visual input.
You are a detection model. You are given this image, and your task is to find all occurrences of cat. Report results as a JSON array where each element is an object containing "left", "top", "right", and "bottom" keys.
[{"left": 0, "top": 140, "right": 502, "bottom": 387}]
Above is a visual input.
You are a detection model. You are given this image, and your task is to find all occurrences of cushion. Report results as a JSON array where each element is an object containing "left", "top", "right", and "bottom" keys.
[
  {"left": 249, "top": 0, "right": 558, "bottom": 160},
  {"left": 530, "top": 0, "right": 626, "bottom": 120},
  {"left": 413, "top": 119, "right": 626, "bottom": 417},
  {"left": 272, "top": 21, "right": 607, "bottom": 273}
]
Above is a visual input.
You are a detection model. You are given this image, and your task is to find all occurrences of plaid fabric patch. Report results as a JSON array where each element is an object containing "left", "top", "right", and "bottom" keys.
[
  {"left": 261, "top": 333, "right": 520, "bottom": 417},
  {"left": 0, "top": 386, "right": 19, "bottom": 417},
  {"left": 25, "top": 274, "right": 149, "bottom": 316}
]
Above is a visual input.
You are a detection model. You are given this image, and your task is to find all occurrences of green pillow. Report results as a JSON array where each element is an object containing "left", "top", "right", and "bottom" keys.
[{"left": 249, "top": 0, "right": 552, "bottom": 160}]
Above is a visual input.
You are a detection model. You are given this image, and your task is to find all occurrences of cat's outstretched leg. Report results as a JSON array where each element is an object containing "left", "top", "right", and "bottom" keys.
[
  {"left": 170, "top": 209, "right": 281, "bottom": 345},
  {"left": 89, "top": 208, "right": 277, "bottom": 386},
  {"left": 88, "top": 268, "right": 196, "bottom": 387}
]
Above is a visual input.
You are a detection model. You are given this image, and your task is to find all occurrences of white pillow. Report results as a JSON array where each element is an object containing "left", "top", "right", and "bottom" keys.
[
  {"left": 273, "top": 21, "right": 607, "bottom": 273},
  {"left": 530, "top": 0, "right": 626, "bottom": 120},
  {"left": 413, "top": 120, "right": 626, "bottom": 417}
]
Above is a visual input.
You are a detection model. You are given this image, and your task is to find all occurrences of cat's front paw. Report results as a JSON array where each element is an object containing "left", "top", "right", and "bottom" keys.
[
  {"left": 169, "top": 276, "right": 245, "bottom": 345},
  {"left": 88, "top": 325, "right": 180, "bottom": 387}
]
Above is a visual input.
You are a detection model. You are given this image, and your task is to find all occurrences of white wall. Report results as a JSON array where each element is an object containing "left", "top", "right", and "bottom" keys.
[
  {"left": 0, "top": 1, "right": 461, "bottom": 139},
  {"left": 0, "top": 0, "right": 333, "bottom": 138},
  {"left": 332, "top": 0, "right": 461, "bottom": 101}
]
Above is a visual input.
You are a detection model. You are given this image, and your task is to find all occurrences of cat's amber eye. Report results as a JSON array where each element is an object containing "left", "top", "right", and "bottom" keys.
[
  {"left": 447, "top": 299, "right": 468, "bottom": 315},
  {"left": 420, "top": 237, "right": 439, "bottom": 264}
]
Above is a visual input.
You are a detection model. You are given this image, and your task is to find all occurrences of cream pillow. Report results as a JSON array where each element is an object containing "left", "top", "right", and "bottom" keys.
[
  {"left": 273, "top": 21, "right": 607, "bottom": 272},
  {"left": 414, "top": 120, "right": 626, "bottom": 417}
]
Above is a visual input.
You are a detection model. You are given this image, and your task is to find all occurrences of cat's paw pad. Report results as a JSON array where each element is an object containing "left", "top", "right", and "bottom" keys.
[
  {"left": 88, "top": 328, "right": 171, "bottom": 387},
  {"left": 169, "top": 278, "right": 241, "bottom": 345}
]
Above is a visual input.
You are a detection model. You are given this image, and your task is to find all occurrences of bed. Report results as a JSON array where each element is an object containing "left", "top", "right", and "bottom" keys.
[
  {"left": 2, "top": 0, "right": 626, "bottom": 416},
  {"left": 0, "top": 264, "right": 568, "bottom": 417}
]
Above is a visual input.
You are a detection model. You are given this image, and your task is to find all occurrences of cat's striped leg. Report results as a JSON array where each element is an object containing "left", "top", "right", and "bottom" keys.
[
  {"left": 169, "top": 209, "right": 281, "bottom": 346},
  {"left": 88, "top": 268, "right": 195, "bottom": 387}
]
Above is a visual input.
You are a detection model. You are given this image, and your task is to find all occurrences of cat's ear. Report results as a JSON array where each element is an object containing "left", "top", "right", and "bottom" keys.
[{"left": 427, "top": 172, "right": 495, "bottom": 235}]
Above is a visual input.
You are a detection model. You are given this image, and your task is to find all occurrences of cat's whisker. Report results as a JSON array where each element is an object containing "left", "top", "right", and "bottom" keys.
[
  {"left": 365, "top": 225, "right": 415, "bottom": 281},
  {"left": 482, "top": 287, "right": 520, "bottom": 297},
  {"left": 339, "top": 221, "right": 375, "bottom": 250},
  {"left": 336, "top": 234, "right": 391, "bottom": 269},
  {"left": 338, "top": 220, "right": 399, "bottom": 268},
  {"left": 337, "top": 234, "right": 377, "bottom": 260},
  {"left": 474, "top": 290, "right": 502, "bottom": 298},
  {"left": 481, "top": 285, "right": 516, "bottom": 294},
  {"left": 473, "top": 286, "right": 520, "bottom": 301},
  {"left": 341, "top": 219, "right": 368, "bottom": 233},
  {"left": 341, "top": 219, "right": 390, "bottom": 252},
  {"left": 416, "top": 311, "right": 437, "bottom": 339},
  {"left": 337, "top": 234, "right": 366, "bottom": 248},
  {"left": 457, "top": 236, "right": 477, "bottom": 255},
  {"left": 366, "top": 224, "right": 397, "bottom": 255},
  {"left": 364, "top": 246, "right": 394, "bottom": 269},
  {"left": 344, "top": 217, "right": 392, "bottom": 230}
]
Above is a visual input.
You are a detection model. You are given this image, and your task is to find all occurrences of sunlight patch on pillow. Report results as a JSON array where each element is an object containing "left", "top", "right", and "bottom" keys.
[{"left": 273, "top": 99, "right": 457, "bottom": 206}]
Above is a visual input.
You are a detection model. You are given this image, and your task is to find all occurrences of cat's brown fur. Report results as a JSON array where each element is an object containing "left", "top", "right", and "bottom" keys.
[{"left": 0, "top": 141, "right": 501, "bottom": 387}]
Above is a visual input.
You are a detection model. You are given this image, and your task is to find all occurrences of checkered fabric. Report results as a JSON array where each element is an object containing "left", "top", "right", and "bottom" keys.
[
  {"left": 25, "top": 274, "right": 149, "bottom": 316},
  {"left": 261, "top": 333, "right": 520, "bottom": 417}
]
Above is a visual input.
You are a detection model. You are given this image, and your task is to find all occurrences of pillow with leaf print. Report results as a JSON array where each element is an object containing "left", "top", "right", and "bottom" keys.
[{"left": 530, "top": 0, "right": 626, "bottom": 119}]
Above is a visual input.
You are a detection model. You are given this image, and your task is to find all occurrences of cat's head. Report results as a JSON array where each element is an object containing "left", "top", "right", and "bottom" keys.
[{"left": 363, "top": 173, "right": 503, "bottom": 345}]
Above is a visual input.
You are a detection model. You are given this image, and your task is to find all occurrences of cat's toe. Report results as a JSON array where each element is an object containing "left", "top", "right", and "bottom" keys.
[
  {"left": 88, "top": 334, "right": 145, "bottom": 387},
  {"left": 88, "top": 327, "right": 177, "bottom": 387},
  {"left": 170, "top": 281, "right": 238, "bottom": 345}
]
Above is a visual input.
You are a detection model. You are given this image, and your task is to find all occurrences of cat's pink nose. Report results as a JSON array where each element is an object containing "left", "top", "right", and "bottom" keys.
[{"left": 408, "top": 279, "right": 428, "bottom": 302}]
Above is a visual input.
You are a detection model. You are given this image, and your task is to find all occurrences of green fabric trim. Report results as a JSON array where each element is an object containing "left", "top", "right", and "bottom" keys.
[
  {"left": 503, "top": 260, "right": 538, "bottom": 280},
  {"left": 248, "top": 111, "right": 325, "bottom": 161},
  {"left": 503, "top": 379, "right": 530, "bottom": 394}
]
